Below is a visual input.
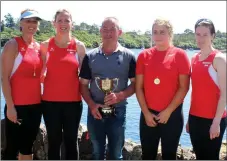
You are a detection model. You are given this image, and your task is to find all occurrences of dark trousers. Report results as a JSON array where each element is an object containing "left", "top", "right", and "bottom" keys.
[
  {"left": 189, "top": 114, "right": 227, "bottom": 160},
  {"left": 3, "top": 104, "right": 42, "bottom": 160},
  {"left": 42, "top": 101, "right": 83, "bottom": 160},
  {"left": 140, "top": 104, "right": 183, "bottom": 160}
]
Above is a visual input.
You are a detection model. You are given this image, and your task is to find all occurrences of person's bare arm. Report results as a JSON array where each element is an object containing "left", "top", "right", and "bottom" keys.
[
  {"left": 80, "top": 78, "right": 96, "bottom": 108},
  {"left": 104, "top": 78, "right": 135, "bottom": 105},
  {"left": 80, "top": 78, "right": 102, "bottom": 119},
  {"left": 1, "top": 39, "right": 18, "bottom": 123},
  {"left": 79, "top": 54, "right": 103, "bottom": 119},
  {"left": 40, "top": 40, "right": 49, "bottom": 82},
  {"left": 119, "top": 77, "right": 135, "bottom": 99},
  {"left": 136, "top": 74, "right": 157, "bottom": 127},
  {"left": 209, "top": 53, "right": 226, "bottom": 139},
  {"left": 136, "top": 75, "right": 149, "bottom": 114},
  {"left": 212, "top": 53, "right": 226, "bottom": 125},
  {"left": 1, "top": 39, "right": 18, "bottom": 109},
  {"left": 75, "top": 39, "right": 86, "bottom": 69}
]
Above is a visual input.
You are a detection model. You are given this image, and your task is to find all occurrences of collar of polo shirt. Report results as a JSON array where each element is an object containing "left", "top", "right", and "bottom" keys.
[{"left": 98, "top": 42, "right": 124, "bottom": 54}]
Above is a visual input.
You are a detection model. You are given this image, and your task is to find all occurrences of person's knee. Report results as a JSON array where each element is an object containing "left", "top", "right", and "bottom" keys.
[
  {"left": 89, "top": 132, "right": 106, "bottom": 160},
  {"left": 87, "top": 115, "right": 107, "bottom": 159},
  {"left": 87, "top": 117, "right": 105, "bottom": 142},
  {"left": 107, "top": 136, "right": 124, "bottom": 160},
  {"left": 49, "top": 137, "right": 62, "bottom": 149},
  {"left": 162, "top": 150, "right": 177, "bottom": 160},
  {"left": 107, "top": 148, "right": 123, "bottom": 160},
  {"left": 3, "top": 146, "right": 19, "bottom": 160},
  {"left": 108, "top": 141, "right": 124, "bottom": 160},
  {"left": 18, "top": 134, "right": 36, "bottom": 157},
  {"left": 63, "top": 135, "right": 78, "bottom": 151},
  {"left": 141, "top": 144, "right": 158, "bottom": 160},
  {"left": 90, "top": 139, "right": 106, "bottom": 160},
  {"left": 106, "top": 120, "right": 125, "bottom": 159},
  {"left": 19, "top": 146, "right": 33, "bottom": 156},
  {"left": 47, "top": 132, "right": 62, "bottom": 151}
]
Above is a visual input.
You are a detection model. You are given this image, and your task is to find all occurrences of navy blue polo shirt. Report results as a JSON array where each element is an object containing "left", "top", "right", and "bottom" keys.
[{"left": 79, "top": 43, "right": 136, "bottom": 107}]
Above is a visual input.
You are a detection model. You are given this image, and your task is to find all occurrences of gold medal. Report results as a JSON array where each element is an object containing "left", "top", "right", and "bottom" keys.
[{"left": 154, "top": 78, "right": 160, "bottom": 85}]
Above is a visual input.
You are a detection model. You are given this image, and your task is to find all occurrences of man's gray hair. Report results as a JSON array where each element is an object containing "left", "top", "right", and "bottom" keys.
[{"left": 101, "top": 17, "right": 121, "bottom": 29}]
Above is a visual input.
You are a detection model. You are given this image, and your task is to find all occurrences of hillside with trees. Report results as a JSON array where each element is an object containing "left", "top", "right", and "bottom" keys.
[{"left": 1, "top": 13, "right": 226, "bottom": 51}]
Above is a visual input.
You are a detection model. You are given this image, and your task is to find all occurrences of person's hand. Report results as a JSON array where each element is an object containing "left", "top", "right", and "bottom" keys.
[
  {"left": 144, "top": 112, "right": 157, "bottom": 127},
  {"left": 210, "top": 122, "right": 220, "bottom": 140},
  {"left": 186, "top": 121, "right": 189, "bottom": 133},
  {"left": 6, "top": 105, "right": 18, "bottom": 124},
  {"left": 156, "top": 108, "right": 172, "bottom": 124},
  {"left": 104, "top": 92, "right": 124, "bottom": 106},
  {"left": 90, "top": 103, "right": 103, "bottom": 120}
]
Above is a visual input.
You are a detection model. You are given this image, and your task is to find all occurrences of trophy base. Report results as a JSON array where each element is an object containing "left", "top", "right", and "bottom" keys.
[{"left": 98, "top": 106, "right": 116, "bottom": 118}]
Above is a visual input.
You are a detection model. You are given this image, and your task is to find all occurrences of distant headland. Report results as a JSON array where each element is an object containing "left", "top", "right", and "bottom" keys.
[{"left": 1, "top": 13, "right": 226, "bottom": 51}]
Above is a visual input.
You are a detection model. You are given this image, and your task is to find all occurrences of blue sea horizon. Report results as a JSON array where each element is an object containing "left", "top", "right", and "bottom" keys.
[{"left": 0, "top": 48, "right": 226, "bottom": 147}]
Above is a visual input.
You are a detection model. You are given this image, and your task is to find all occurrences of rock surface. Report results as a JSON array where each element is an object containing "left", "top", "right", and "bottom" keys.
[{"left": 1, "top": 119, "right": 226, "bottom": 160}]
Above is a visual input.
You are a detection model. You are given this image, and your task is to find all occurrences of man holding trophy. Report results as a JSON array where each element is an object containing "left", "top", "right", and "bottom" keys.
[{"left": 79, "top": 17, "right": 136, "bottom": 160}]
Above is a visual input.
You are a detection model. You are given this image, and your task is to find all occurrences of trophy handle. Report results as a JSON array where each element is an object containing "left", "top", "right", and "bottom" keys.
[
  {"left": 112, "top": 78, "right": 119, "bottom": 92},
  {"left": 95, "top": 77, "right": 102, "bottom": 91}
]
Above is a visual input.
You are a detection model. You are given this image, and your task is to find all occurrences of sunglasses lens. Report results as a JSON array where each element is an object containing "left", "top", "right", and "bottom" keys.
[{"left": 196, "top": 18, "right": 211, "bottom": 25}]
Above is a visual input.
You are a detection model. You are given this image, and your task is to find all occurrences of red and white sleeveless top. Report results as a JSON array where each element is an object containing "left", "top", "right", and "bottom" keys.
[
  {"left": 42, "top": 37, "right": 81, "bottom": 102},
  {"left": 10, "top": 37, "right": 43, "bottom": 105},
  {"left": 190, "top": 50, "right": 226, "bottom": 119}
]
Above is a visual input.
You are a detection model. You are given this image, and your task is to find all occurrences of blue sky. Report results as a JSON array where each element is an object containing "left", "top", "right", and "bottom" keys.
[{"left": 1, "top": 1, "right": 226, "bottom": 33}]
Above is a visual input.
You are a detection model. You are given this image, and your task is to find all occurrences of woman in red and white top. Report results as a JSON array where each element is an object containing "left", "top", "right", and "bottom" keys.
[
  {"left": 40, "top": 9, "right": 86, "bottom": 160},
  {"left": 186, "top": 18, "right": 227, "bottom": 160},
  {"left": 1, "top": 9, "right": 43, "bottom": 160},
  {"left": 136, "top": 18, "right": 190, "bottom": 160}
]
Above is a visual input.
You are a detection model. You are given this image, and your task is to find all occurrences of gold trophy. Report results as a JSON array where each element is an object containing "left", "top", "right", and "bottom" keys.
[{"left": 95, "top": 77, "right": 119, "bottom": 118}]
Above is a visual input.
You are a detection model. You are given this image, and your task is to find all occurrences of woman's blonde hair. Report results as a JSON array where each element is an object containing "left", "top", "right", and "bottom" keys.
[
  {"left": 54, "top": 9, "right": 72, "bottom": 22},
  {"left": 152, "top": 18, "right": 174, "bottom": 43}
]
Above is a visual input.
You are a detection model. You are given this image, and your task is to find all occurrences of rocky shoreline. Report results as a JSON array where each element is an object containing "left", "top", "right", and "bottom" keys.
[{"left": 1, "top": 119, "right": 226, "bottom": 160}]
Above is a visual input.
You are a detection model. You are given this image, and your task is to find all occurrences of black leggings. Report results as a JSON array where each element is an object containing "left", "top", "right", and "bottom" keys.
[
  {"left": 42, "top": 101, "right": 83, "bottom": 160},
  {"left": 189, "top": 114, "right": 227, "bottom": 160},
  {"left": 3, "top": 104, "right": 42, "bottom": 160},
  {"left": 140, "top": 104, "right": 183, "bottom": 160}
]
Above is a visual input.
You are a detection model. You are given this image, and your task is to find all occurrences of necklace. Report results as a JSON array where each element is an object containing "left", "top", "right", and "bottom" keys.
[{"left": 20, "top": 36, "right": 37, "bottom": 77}]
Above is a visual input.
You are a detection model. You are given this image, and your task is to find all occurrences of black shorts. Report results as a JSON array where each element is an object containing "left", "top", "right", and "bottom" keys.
[{"left": 3, "top": 103, "right": 42, "bottom": 157}]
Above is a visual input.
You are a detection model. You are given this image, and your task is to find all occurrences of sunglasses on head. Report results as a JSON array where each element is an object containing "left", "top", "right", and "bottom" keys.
[{"left": 195, "top": 18, "right": 213, "bottom": 26}]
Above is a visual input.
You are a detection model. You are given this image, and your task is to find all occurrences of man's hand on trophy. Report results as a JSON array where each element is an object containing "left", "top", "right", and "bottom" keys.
[
  {"left": 90, "top": 104, "right": 103, "bottom": 120},
  {"left": 104, "top": 92, "right": 124, "bottom": 106}
]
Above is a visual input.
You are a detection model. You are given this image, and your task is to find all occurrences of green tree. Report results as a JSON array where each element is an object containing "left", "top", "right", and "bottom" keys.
[
  {"left": 4, "top": 13, "right": 16, "bottom": 28},
  {"left": 144, "top": 30, "right": 152, "bottom": 36},
  {"left": 184, "top": 29, "right": 193, "bottom": 34},
  {"left": 1, "top": 13, "right": 226, "bottom": 50},
  {"left": 39, "top": 20, "right": 55, "bottom": 34},
  {"left": 1, "top": 20, "right": 5, "bottom": 31},
  {"left": 80, "top": 22, "right": 90, "bottom": 30},
  {"left": 88, "top": 24, "right": 99, "bottom": 35}
]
